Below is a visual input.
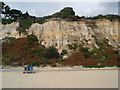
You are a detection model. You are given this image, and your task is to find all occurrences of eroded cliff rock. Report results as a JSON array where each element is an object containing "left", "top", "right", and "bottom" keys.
[{"left": 0, "top": 19, "right": 119, "bottom": 52}]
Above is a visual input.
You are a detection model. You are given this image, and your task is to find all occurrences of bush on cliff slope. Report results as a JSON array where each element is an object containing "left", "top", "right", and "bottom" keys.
[
  {"left": 44, "top": 7, "right": 76, "bottom": 19},
  {"left": 27, "top": 34, "right": 38, "bottom": 44},
  {"left": 2, "top": 19, "right": 16, "bottom": 24},
  {"left": 87, "top": 14, "right": 120, "bottom": 20},
  {"left": 2, "top": 38, "right": 60, "bottom": 66},
  {"left": 44, "top": 46, "right": 60, "bottom": 59},
  {"left": 2, "top": 37, "right": 120, "bottom": 66}
]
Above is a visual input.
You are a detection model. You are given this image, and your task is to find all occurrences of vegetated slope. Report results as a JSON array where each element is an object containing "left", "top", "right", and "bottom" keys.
[
  {"left": 2, "top": 38, "right": 45, "bottom": 66},
  {"left": 63, "top": 42, "right": 120, "bottom": 66},
  {"left": 2, "top": 37, "right": 120, "bottom": 67}
]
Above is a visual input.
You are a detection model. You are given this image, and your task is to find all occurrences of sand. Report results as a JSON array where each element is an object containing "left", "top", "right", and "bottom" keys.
[{"left": 2, "top": 69, "right": 118, "bottom": 88}]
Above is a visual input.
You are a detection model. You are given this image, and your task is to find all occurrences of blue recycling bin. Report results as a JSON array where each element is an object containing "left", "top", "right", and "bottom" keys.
[{"left": 27, "top": 65, "right": 33, "bottom": 71}]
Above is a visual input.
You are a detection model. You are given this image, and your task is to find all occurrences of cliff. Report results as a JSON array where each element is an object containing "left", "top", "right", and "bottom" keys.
[{"left": 0, "top": 19, "right": 119, "bottom": 51}]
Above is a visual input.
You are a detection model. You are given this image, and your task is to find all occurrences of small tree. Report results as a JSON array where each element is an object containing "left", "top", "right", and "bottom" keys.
[
  {"left": 9, "top": 9, "right": 22, "bottom": 19},
  {"left": 27, "top": 34, "right": 38, "bottom": 44},
  {"left": 44, "top": 46, "right": 60, "bottom": 59},
  {"left": 22, "top": 11, "right": 30, "bottom": 19}
]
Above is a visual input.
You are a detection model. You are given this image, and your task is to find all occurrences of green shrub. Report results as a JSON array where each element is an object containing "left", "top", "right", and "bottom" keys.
[
  {"left": 83, "top": 65, "right": 106, "bottom": 68},
  {"left": 23, "top": 46, "right": 31, "bottom": 51},
  {"left": 58, "top": 58, "right": 66, "bottom": 62},
  {"left": 112, "top": 50, "right": 119, "bottom": 54},
  {"left": 44, "top": 46, "right": 60, "bottom": 59},
  {"left": 91, "top": 52, "right": 108, "bottom": 63},
  {"left": 52, "top": 7, "right": 75, "bottom": 19},
  {"left": 36, "top": 18, "right": 45, "bottom": 24},
  {"left": 30, "top": 47, "right": 46, "bottom": 56},
  {"left": 2, "top": 52, "right": 16, "bottom": 64},
  {"left": 2, "top": 55, "right": 11, "bottom": 64},
  {"left": 19, "top": 19, "right": 33, "bottom": 29},
  {"left": 82, "top": 52, "right": 90, "bottom": 59},
  {"left": 27, "top": 34, "right": 38, "bottom": 44},
  {"left": 2, "top": 19, "right": 16, "bottom": 24},
  {"left": 117, "top": 66, "right": 120, "bottom": 67},
  {"left": 80, "top": 47, "right": 89, "bottom": 52},
  {"left": 87, "top": 14, "right": 120, "bottom": 20},
  {"left": 17, "top": 19, "right": 34, "bottom": 35}
]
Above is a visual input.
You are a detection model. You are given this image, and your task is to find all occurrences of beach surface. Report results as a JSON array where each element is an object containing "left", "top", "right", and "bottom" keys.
[{"left": 2, "top": 69, "right": 118, "bottom": 88}]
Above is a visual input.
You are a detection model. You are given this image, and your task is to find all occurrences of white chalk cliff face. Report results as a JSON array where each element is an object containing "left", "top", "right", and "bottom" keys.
[
  {"left": 0, "top": 22, "right": 20, "bottom": 39},
  {"left": 0, "top": 19, "right": 119, "bottom": 50}
]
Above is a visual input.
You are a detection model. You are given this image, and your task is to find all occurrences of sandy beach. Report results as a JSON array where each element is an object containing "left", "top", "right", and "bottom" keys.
[{"left": 2, "top": 69, "right": 118, "bottom": 88}]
